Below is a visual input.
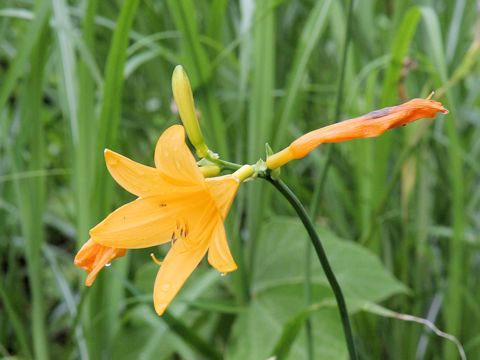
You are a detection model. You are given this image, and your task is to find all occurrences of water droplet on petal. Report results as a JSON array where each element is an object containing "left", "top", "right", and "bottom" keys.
[
  {"left": 220, "top": 272, "right": 227, "bottom": 277},
  {"left": 161, "top": 283, "right": 170, "bottom": 292},
  {"left": 105, "top": 262, "right": 111, "bottom": 267}
]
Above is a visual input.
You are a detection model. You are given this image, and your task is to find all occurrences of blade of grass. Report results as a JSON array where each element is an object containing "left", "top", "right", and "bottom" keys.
[
  {"left": 381, "top": 6, "right": 421, "bottom": 106},
  {"left": 75, "top": 0, "right": 99, "bottom": 245},
  {"left": 161, "top": 312, "right": 222, "bottom": 360},
  {"left": 165, "top": 0, "right": 211, "bottom": 87},
  {"left": 303, "top": 1, "right": 354, "bottom": 354},
  {"left": 84, "top": 1, "right": 139, "bottom": 358},
  {"left": 273, "top": 0, "right": 332, "bottom": 148},
  {"left": 246, "top": 0, "right": 276, "bottom": 279},
  {"left": 0, "top": 1, "right": 50, "bottom": 112},
  {"left": 0, "top": 277, "right": 32, "bottom": 358},
  {"left": 421, "top": 7, "right": 465, "bottom": 358},
  {"left": 95, "top": 0, "right": 140, "bottom": 174},
  {"left": 6, "top": 3, "right": 50, "bottom": 358},
  {"left": 51, "top": 0, "right": 79, "bottom": 143},
  {"left": 43, "top": 246, "right": 89, "bottom": 360},
  {"left": 165, "top": 0, "right": 228, "bottom": 156}
]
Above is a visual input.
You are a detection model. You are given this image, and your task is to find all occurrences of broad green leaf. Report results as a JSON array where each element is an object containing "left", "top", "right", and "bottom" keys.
[
  {"left": 252, "top": 217, "right": 407, "bottom": 301},
  {"left": 228, "top": 216, "right": 406, "bottom": 359},
  {"left": 228, "top": 293, "right": 347, "bottom": 360}
]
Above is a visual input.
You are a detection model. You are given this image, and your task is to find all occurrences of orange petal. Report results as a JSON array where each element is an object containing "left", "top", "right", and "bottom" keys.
[
  {"left": 104, "top": 149, "right": 182, "bottom": 197},
  {"left": 90, "top": 194, "right": 207, "bottom": 249},
  {"left": 154, "top": 125, "right": 204, "bottom": 186},
  {"left": 152, "top": 232, "right": 212, "bottom": 315},
  {"left": 152, "top": 205, "right": 220, "bottom": 315},
  {"left": 207, "top": 223, "right": 237, "bottom": 273},
  {"left": 74, "top": 239, "right": 126, "bottom": 286},
  {"left": 205, "top": 175, "right": 240, "bottom": 219},
  {"left": 289, "top": 98, "right": 448, "bottom": 158}
]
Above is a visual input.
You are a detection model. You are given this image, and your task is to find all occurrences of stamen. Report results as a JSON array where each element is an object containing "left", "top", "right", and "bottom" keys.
[
  {"left": 170, "top": 218, "right": 194, "bottom": 252},
  {"left": 150, "top": 253, "right": 163, "bottom": 266},
  {"left": 426, "top": 91, "right": 435, "bottom": 100}
]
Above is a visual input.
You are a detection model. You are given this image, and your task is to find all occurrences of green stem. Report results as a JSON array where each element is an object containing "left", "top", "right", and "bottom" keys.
[
  {"left": 266, "top": 176, "right": 358, "bottom": 360},
  {"left": 205, "top": 154, "right": 243, "bottom": 171},
  {"left": 304, "top": 174, "right": 324, "bottom": 360},
  {"left": 162, "top": 312, "right": 222, "bottom": 360},
  {"left": 304, "top": 234, "right": 314, "bottom": 360}
]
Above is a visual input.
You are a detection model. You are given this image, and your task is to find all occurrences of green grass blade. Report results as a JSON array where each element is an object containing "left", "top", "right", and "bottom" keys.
[
  {"left": 0, "top": 1, "right": 50, "bottom": 112},
  {"left": 88, "top": 2, "right": 140, "bottom": 358},
  {"left": 5, "top": 3, "right": 50, "bottom": 358},
  {"left": 421, "top": 6, "right": 465, "bottom": 358},
  {"left": 95, "top": 0, "right": 141, "bottom": 167},
  {"left": 51, "top": 0, "right": 79, "bottom": 142},
  {"left": 0, "top": 279, "right": 32, "bottom": 358},
  {"left": 246, "top": 0, "right": 276, "bottom": 274},
  {"left": 381, "top": 6, "right": 421, "bottom": 106},
  {"left": 43, "top": 246, "right": 89, "bottom": 360},
  {"left": 273, "top": 0, "right": 332, "bottom": 147}
]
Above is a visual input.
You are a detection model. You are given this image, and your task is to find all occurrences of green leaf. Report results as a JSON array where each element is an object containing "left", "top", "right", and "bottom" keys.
[
  {"left": 228, "top": 216, "right": 406, "bottom": 359},
  {"left": 228, "top": 294, "right": 347, "bottom": 360},
  {"left": 252, "top": 217, "right": 407, "bottom": 300}
]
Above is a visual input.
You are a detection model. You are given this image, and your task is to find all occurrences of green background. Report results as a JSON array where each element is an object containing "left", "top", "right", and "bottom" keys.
[{"left": 0, "top": 0, "right": 478, "bottom": 359}]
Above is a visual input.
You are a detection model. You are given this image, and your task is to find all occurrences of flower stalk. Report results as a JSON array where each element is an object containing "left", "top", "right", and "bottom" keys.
[{"left": 266, "top": 176, "right": 358, "bottom": 360}]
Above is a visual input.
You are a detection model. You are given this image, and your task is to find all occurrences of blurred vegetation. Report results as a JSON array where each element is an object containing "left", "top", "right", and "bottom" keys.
[{"left": 1, "top": 0, "right": 479, "bottom": 359}]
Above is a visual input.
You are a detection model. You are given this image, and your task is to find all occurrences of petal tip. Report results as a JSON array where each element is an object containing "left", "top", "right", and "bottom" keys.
[
  {"left": 173, "top": 64, "right": 184, "bottom": 74},
  {"left": 154, "top": 301, "right": 168, "bottom": 316},
  {"left": 167, "top": 124, "right": 185, "bottom": 134},
  {"left": 217, "top": 263, "right": 238, "bottom": 273},
  {"left": 104, "top": 148, "right": 115, "bottom": 159},
  {"left": 104, "top": 149, "right": 118, "bottom": 166}
]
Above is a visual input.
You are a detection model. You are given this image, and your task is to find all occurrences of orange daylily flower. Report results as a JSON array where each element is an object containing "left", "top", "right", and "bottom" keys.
[
  {"left": 266, "top": 98, "right": 448, "bottom": 169},
  {"left": 74, "top": 125, "right": 240, "bottom": 315}
]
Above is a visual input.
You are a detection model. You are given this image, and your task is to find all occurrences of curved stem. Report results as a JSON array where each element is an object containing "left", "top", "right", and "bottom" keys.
[
  {"left": 205, "top": 154, "right": 243, "bottom": 171},
  {"left": 266, "top": 176, "right": 358, "bottom": 360}
]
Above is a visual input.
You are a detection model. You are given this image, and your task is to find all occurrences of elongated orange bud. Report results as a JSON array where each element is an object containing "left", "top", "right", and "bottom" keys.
[{"left": 266, "top": 98, "right": 448, "bottom": 169}]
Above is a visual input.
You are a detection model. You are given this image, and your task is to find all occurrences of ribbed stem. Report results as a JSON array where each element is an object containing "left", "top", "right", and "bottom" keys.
[{"left": 266, "top": 176, "right": 358, "bottom": 360}]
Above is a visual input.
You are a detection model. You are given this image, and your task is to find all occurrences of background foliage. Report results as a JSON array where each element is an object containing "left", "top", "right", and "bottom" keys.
[{"left": 1, "top": 0, "right": 479, "bottom": 359}]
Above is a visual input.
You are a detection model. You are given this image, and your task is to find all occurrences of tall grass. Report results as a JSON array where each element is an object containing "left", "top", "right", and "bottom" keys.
[{"left": 1, "top": 0, "right": 479, "bottom": 359}]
